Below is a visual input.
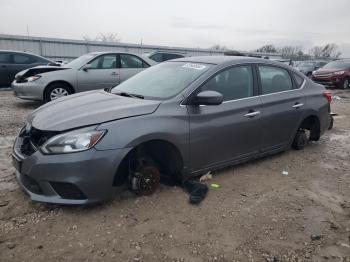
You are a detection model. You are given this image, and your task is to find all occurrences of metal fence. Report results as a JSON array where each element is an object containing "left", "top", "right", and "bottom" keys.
[{"left": 0, "top": 34, "right": 281, "bottom": 61}]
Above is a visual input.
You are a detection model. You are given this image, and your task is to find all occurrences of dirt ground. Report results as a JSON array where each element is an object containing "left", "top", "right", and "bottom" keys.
[{"left": 0, "top": 89, "right": 349, "bottom": 262}]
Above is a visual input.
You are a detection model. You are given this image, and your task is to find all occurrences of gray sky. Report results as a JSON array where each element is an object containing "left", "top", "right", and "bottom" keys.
[{"left": 1, "top": 0, "right": 349, "bottom": 56}]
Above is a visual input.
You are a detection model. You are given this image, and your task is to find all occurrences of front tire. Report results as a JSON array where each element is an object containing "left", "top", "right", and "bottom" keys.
[
  {"left": 292, "top": 130, "right": 308, "bottom": 150},
  {"left": 44, "top": 83, "right": 72, "bottom": 102},
  {"left": 342, "top": 78, "right": 349, "bottom": 89}
]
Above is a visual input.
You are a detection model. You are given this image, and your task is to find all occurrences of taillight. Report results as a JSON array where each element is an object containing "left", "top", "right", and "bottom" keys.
[{"left": 323, "top": 91, "right": 332, "bottom": 103}]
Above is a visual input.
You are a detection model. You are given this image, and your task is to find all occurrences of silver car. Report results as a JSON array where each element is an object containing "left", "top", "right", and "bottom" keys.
[{"left": 12, "top": 52, "right": 155, "bottom": 102}]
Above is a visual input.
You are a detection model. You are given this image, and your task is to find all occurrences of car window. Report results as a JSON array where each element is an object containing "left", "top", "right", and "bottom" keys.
[
  {"left": 13, "top": 54, "right": 35, "bottom": 64},
  {"left": 149, "top": 53, "right": 163, "bottom": 62},
  {"left": 120, "top": 54, "right": 147, "bottom": 68},
  {"left": 258, "top": 66, "right": 293, "bottom": 95},
  {"left": 163, "top": 53, "right": 184, "bottom": 61},
  {"left": 293, "top": 73, "right": 304, "bottom": 88},
  {"left": 201, "top": 66, "right": 254, "bottom": 101},
  {"left": 88, "top": 54, "right": 117, "bottom": 69},
  {"left": 0, "top": 53, "right": 11, "bottom": 63}
]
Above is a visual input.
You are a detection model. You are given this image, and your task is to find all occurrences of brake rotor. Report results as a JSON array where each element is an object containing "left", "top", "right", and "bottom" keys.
[{"left": 131, "top": 166, "right": 160, "bottom": 195}]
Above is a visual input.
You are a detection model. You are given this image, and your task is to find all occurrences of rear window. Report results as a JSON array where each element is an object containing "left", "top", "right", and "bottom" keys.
[
  {"left": 0, "top": 53, "right": 11, "bottom": 63},
  {"left": 13, "top": 54, "right": 35, "bottom": 64}
]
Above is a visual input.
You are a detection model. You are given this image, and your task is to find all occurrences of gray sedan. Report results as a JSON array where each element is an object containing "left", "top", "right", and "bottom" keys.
[
  {"left": 12, "top": 52, "right": 155, "bottom": 102},
  {"left": 12, "top": 56, "right": 332, "bottom": 204}
]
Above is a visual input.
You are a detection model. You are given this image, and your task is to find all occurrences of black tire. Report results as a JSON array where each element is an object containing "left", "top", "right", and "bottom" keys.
[
  {"left": 44, "top": 83, "right": 72, "bottom": 103},
  {"left": 342, "top": 78, "right": 349, "bottom": 89},
  {"left": 292, "top": 130, "right": 308, "bottom": 150}
]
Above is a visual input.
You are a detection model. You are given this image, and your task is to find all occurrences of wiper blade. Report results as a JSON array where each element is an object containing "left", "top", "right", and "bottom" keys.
[{"left": 117, "top": 92, "right": 144, "bottom": 99}]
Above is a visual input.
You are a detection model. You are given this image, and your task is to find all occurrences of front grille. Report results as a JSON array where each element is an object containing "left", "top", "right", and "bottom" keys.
[
  {"left": 19, "top": 126, "right": 59, "bottom": 156},
  {"left": 21, "top": 174, "right": 43, "bottom": 195},
  {"left": 50, "top": 182, "right": 87, "bottom": 200}
]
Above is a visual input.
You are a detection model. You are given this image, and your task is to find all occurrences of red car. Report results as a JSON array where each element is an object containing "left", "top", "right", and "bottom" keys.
[{"left": 312, "top": 59, "right": 350, "bottom": 89}]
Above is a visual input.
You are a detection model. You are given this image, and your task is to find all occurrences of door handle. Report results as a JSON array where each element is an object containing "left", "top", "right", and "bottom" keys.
[
  {"left": 244, "top": 111, "right": 261, "bottom": 118},
  {"left": 111, "top": 72, "right": 118, "bottom": 75},
  {"left": 292, "top": 103, "right": 304, "bottom": 109}
]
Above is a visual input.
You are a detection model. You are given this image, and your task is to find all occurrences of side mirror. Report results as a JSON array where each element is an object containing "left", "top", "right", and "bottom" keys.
[
  {"left": 82, "top": 64, "right": 92, "bottom": 71},
  {"left": 192, "top": 91, "right": 223, "bottom": 106}
]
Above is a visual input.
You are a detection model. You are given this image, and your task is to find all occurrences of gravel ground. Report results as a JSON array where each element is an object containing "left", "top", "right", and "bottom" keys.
[{"left": 0, "top": 90, "right": 349, "bottom": 262}]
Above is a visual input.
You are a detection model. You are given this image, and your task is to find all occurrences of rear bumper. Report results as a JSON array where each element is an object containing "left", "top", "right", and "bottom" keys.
[
  {"left": 12, "top": 135, "right": 131, "bottom": 204},
  {"left": 12, "top": 81, "right": 45, "bottom": 101}
]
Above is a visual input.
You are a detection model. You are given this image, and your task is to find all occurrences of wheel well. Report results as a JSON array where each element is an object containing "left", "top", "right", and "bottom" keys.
[
  {"left": 113, "top": 140, "right": 183, "bottom": 186},
  {"left": 299, "top": 115, "right": 320, "bottom": 141},
  {"left": 44, "top": 81, "right": 75, "bottom": 98}
]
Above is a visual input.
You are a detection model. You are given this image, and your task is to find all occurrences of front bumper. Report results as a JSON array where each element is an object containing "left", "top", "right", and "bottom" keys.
[
  {"left": 12, "top": 81, "right": 45, "bottom": 101},
  {"left": 312, "top": 76, "right": 346, "bottom": 88},
  {"left": 12, "top": 135, "right": 131, "bottom": 204}
]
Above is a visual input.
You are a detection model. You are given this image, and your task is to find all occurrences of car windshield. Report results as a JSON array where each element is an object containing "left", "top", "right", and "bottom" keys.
[
  {"left": 65, "top": 54, "right": 98, "bottom": 68},
  {"left": 299, "top": 62, "right": 315, "bottom": 67},
  {"left": 323, "top": 61, "right": 350, "bottom": 70},
  {"left": 111, "top": 61, "right": 212, "bottom": 99}
]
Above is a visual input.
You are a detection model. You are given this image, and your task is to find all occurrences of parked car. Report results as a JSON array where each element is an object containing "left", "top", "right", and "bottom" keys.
[
  {"left": 0, "top": 50, "right": 56, "bottom": 87},
  {"left": 296, "top": 61, "right": 328, "bottom": 77},
  {"left": 12, "top": 56, "right": 332, "bottom": 204},
  {"left": 12, "top": 52, "right": 156, "bottom": 102},
  {"left": 145, "top": 51, "right": 186, "bottom": 62},
  {"left": 312, "top": 59, "right": 350, "bottom": 89}
]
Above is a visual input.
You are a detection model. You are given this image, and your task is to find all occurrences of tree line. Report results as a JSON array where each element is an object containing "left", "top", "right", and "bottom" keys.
[{"left": 256, "top": 43, "right": 341, "bottom": 60}]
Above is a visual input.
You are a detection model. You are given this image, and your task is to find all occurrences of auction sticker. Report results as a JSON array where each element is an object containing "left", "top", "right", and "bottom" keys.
[{"left": 182, "top": 63, "right": 207, "bottom": 70}]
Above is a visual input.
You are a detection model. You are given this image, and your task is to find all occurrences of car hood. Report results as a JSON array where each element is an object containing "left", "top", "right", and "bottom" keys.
[
  {"left": 15, "top": 65, "right": 70, "bottom": 82},
  {"left": 314, "top": 68, "right": 341, "bottom": 74},
  {"left": 27, "top": 90, "right": 161, "bottom": 131}
]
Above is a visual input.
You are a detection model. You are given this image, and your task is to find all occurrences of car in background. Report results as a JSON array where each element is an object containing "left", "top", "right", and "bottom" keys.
[
  {"left": 0, "top": 50, "right": 56, "bottom": 87},
  {"left": 145, "top": 51, "right": 186, "bottom": 62},
  {"left": 12, "top": 56, "right": 332, "bottom": 204},
  {"left": 312, "top": 59, "right": 350, "bottom": 89},
  {"left": 296, "top": 61, "right": 328, "bottom": 77},
  {"left": 12, "top": 52, "right": 156, "bottom": 102}
]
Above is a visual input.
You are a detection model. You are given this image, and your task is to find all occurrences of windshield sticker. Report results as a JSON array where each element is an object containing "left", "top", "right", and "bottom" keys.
[{"left": 182, "top": 63, "right": 207, "bottom": 70}]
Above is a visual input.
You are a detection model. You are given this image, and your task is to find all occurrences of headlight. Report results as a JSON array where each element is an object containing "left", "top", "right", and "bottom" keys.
[
  {"left": 26, "top": 75, "right": 41, "bottom": 82},
  {"left": 333, "top": 71, "right": 345, "bottom": 75},
  {"left": 41, "top": 129, "right": 106, "bottom": 154}
]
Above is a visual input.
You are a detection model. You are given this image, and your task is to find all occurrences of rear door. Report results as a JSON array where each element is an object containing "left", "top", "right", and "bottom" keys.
[
  {"left": 77, "top": 54, "right": 120, "bottom": 91},
  {"left": 119, "top": 54, "right": 150, "bottom": 83},
  {"left": 257, "top": 65, "right": 306, "bottom": 152},
  {"left": 0, "top": 52, "right": 13, "bottom": 87},
  {"left": 188, "top": 65, "right": 263, "bottom": 172}
]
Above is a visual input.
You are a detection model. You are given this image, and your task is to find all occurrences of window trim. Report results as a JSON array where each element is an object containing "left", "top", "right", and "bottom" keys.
[{"left": 185, "top": 63, "right": 258, "bottom": 104}]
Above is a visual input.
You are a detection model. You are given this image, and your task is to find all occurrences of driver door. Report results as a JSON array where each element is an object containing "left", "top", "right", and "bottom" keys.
[
  {"left": 77, "top": 54, "right": 120, "bottom": 92},
  {"left": 187, "top": 65, "right": 262, "bottom": 172}
]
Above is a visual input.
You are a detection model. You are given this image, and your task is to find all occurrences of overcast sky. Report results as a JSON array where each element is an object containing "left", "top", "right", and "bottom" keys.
[{"left": 1, "top": 0, "right": 349, "bottom": 56}]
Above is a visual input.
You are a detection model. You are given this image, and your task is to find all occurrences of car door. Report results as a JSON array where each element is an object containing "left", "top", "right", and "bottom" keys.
[
  {"left": 0, "top": 52, "right": 13, "bottom": 87},
  {"left": 187, "top": 65, "right": 263, "bottom": 172},
  {"left": 76, "top": 54, "right": 120, "bottom": 91},
  {"left": 257, "top": 65, "right": 306, "bottom": 152},
  {"left": 119, "top": 54, "right": 150, "bottom": 83}
]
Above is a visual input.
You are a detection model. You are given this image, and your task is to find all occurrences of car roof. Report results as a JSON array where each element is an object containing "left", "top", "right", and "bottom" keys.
[
  {"left": 173, "top": 55, "right": 292, "bottom": 67},
  {"left": 0, "top": 50, "right": 53, "bottom": 61}
]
